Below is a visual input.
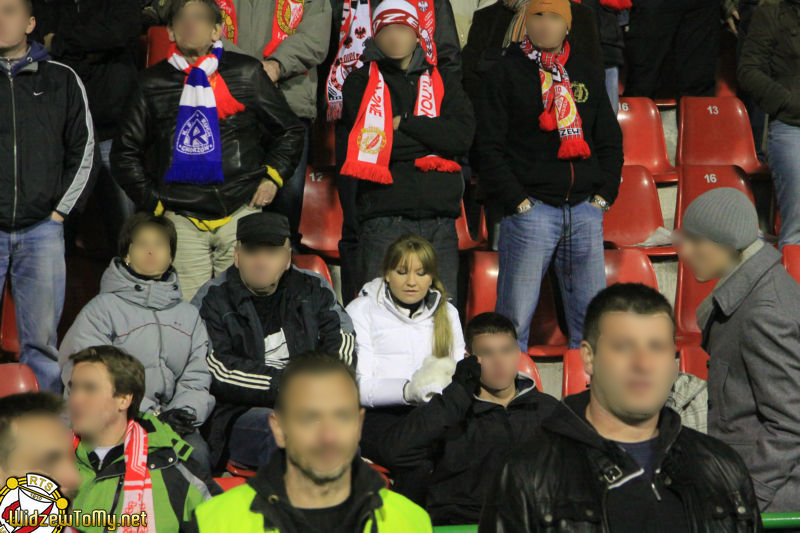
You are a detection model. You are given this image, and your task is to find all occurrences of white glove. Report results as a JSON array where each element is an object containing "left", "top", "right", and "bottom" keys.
[{"left": 403, "top": 355, "right": 457, "bottom": 404}]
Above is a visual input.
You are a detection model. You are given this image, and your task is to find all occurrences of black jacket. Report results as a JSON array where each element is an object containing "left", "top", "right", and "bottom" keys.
[
  {"left": 0, "top": 42, "right": 95, "bottom": 231},
  {"left": 581, "top": 0, "right": 625, "bottom": 68},
  {"left": 738, "top": 0, "right": 800, "bottom": 127},
  {"left": 112, "top": 51, "right": 304, "bottom": 221},
  {"left": 376, "top": 375, "right": 558, "bottom": 526},
  {"left": 31, "top": 0, "right": 141, "bottom": 141},
  {"left": 196, "top": 265, "right": 356, "bottom": 469},
  {"left": 477, "top": 44, "right": 623, "bottom": 214},
  {"left": 336, "top": 44, "right": 475, "bottom": 222},
  {"left": 480, "top": 391, "right": 763, "bottom": 533}
]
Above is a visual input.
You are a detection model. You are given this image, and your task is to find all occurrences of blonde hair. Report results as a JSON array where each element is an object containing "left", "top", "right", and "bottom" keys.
[{"left": 382, "top": 235, "right": 454, "bottom": 359}]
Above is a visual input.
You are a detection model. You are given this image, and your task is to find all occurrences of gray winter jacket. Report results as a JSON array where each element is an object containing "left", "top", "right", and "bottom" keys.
[
  {"left": 701, "top": 244, "right": 800, "bottom": 513},
  {"left": 59, "top": 259, "right": 214, "bottom": 424}
]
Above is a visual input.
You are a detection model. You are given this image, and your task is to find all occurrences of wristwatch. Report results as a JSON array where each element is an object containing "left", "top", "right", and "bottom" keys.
[
  {"left": 591, "top": 196, "right": 611, "bottom": 212},
  {"left": 517, "top": 202, "right": 533, "bottom": 214}
]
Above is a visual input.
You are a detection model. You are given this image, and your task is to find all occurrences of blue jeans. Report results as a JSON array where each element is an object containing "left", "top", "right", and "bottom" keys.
[
  {"left": 605, "top": 67, "right": 620, "bottom": 114},
  {"left": 497, "top": 199, "right": 606, "bottom": 350},
  {"left": 228, "top": 407, "right": 278, "bottom": 469},
  {"left": 265, "top": 119, "right": 311, "bottom": 246},
  {"left": 0, "top": 219, "right": 66, "bottom": 392},
  {"left": 769, "top": 120, "right": 800, "bottom": 248}
]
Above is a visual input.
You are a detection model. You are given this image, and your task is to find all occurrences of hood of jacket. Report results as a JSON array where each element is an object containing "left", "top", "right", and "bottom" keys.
[
  {"left": 247, "top": 452, "right": 386, "bottom": 532},
  {"left": 360, "top": 39, "right": 432, "bottom": 75},
  {"left": 0, "top": 41, "right": 50, "bottom": 77},
  {"left": 357, "top": 277, "right": 442, "bottom": 324},
  {"left": 100, "top": 258, "right": 182, "bottom": 311},
  {"left": 470, "top": 374, "right": 539, "bottom": 413}
]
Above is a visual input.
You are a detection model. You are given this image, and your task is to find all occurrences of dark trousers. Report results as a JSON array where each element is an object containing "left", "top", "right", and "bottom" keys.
[
  {"left": 624, "top": 0, "right": 721, "bottom": 98},
  {"left": 358, "top": 216, "right": 459, "bottom": 303},
  {"left": 265, "top": 119, "right": 311, "bottom": 246},
  {"left": 337, "top": 174, "right": 361, "bottom": 306}
]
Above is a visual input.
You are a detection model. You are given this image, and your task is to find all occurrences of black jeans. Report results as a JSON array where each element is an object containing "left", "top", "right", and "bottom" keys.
[
  {"left": 624, "top": 0, "right": 721, "bottom": 98},
  {"left": 358, "top": 216, "right": 459, "bottom": 303}
]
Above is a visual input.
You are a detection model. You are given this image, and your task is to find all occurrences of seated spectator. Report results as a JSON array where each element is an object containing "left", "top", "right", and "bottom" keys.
[
  {"left": 375, "top": 312, "right": 558, "bottom": 525},
  {"left": 67, "top": 346, "right": 215, "bottom": 533},
  {"left": 193, "top": 212, "right": 355, "bottom": 472},
  {"left": 32, "top": 0, "right": 140, "bottom": 250},
  {"left": 191, "top": 352, "right": 433, "bottom": 532},
  {"left": 477, "top": 0, "right": 622, "bottom": 351},
  {"left": 0, "top": 393, "right": 82, "bottom": 499},
  {"left": 217, "top": 0, "right": 331, "bottom": 244},
  {"left": 676, "top": 188, "right": 800, "bottom": 512},
  {"left": 112, "top": 0, "right": 305, "bottom": 301},
  {"left": 480, "top": 284, "right": 762, "bottom": 532},
  {"left": 667, "top": 369, "right": 708, "bottom": 434},
  {"left": 738, "top": 0, "right": 800, "bottom": 248},
  {"left": 0, "top": 0, "right": 95, "bottom": 392},
  {"left": 336, "top": 0, "right": 475, "bottom": 299},
  {"left": 58, "top": 213, "right": 214, "bottom": 474}
]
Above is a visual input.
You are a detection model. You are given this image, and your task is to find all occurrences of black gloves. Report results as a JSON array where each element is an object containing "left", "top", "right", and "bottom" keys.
[
  {"left": 452, "top": 356, "right": 482, "bottom": 395},
  {"left": 158, "top": 408, "right": 196, "bottom": 436}
]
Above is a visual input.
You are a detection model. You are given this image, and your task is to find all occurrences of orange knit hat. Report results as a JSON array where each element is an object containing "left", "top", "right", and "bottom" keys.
[{"left": 525, "top": 0, "right": 572, "bottom": 30}]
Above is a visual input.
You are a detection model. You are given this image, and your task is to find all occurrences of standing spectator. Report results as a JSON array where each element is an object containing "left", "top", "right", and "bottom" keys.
[
  {"left": 677, "top": 188, "right": 800, "bottom": 513},
  {"left": 0, "top": 0, "right": 95, "bottom": 392},
  {"left": 31, "top": 0, "right": 140, "bottom": 251},
  {"left": 480, "top": 284, "right": 762, "bottom": 533},
  {"left": 478, "top": 0, "right": 622, "bottom": 351},
  {"left": 450, "top": 0, "right": 498, "bottom": 49},
  {"left": 337, "top": 0, "right": 475, "bottom": 298},
  {"left": 623, "top": 0, "right": 721, "bottom": 99},
  {"left": 58, "top": 213, "right": 214, "bottom": 474},
  {"left": 112, "top": 0, "right": 304, "bottom": 302},
  {"left": 216, "top": 0, "right": 332, "bottom": 245},
  {"left": 578, "top": 0, "right": 628, "bottom": 111},
  {"left": 193, "top": 212, "right": 356, "bottom": 472},
  {"left": 738, "top": 0, "right": 800, "bottom": 248}
]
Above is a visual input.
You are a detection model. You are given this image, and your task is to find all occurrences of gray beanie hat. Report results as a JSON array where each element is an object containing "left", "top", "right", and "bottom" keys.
[{"left": 681, "top": 188, "right": 758, "bottom": 250}]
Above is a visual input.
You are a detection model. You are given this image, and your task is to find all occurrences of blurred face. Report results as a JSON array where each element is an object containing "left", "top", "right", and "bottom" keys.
[
  {"left": 270, "top": 372, "right": 364, "bottom": 485},
  {"left": 583, "top": 311, "right": 677, "bottom": 423},
  {"left": 125, "top": 225, "right": 172, "bottom": 278},
  {"left": 374, "top": 23, "right": 418, "bottom": 60},
  {"left": 525, "top": 11, "right": 568, "bottom": 52},
  {"left": 234, "top": 240, "right": 292, "bottom": 295},
  {"left": 675, "top": 232, "right": 738, "bottom": 282},
  {"left": 0, "top": 416, "right": 81, "bottom": 500},
  {"left": 385, "top": 253, "right": 433, "bottom": 306},
  {"left": 167, "top": 1, "right": 221, "bottom": 56},
  {"left": 0, "top": 0, "right": 34, "bottom": 54},
  {"left": 67, "top": 362, "right": 131, "bottom": 442},
  {"left": 470, "top": 332, "right": 519, "bottom": 391}
]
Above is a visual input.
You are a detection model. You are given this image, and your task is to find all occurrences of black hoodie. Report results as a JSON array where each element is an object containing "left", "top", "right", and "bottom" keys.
[{"left": 480, "top": 391, "right": 762, "bottom": 533}]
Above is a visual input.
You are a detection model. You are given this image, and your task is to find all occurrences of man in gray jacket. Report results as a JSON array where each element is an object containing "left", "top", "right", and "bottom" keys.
[{"left": 676, "top": 187, "right": 800, "bottom": 513}]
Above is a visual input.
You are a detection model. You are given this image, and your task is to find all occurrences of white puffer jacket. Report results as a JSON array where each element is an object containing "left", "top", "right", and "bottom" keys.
[{"left": 346, "top": 278, "right": 465, "bottom": 408}]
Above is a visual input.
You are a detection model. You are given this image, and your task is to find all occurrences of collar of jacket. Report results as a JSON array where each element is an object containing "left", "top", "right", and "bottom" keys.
[
  {"left": 0, "top": 41, "right": 49, "bottom": 77},
  {"left": 710, "top": 242, "right": 780, "bottom": 318},
  {"left": 471, "top": 374, "right": 538, "bottom": 414},
  {"left": 246, "top": 452, "right": 386, "bottom": 532},
  {"left": 100, "top": 258, "right": 182, "bottom": 310},
  {"left": 360, "top": 39, "right": 433, "bottom": 76},
  {"left": 666, "top": 372, "right": 707, "bottom": 412},
  {"left": 359, "top": 277, "right": 442, "bottom": 324},
  {"left": 224, "top": 264, "right": 294, "bottom": 309}
]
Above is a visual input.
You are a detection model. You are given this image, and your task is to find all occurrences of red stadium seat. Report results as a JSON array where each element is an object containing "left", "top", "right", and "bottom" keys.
[
  {"left": 782, "top": 245, "right": 800, "bottom": 285},
  {"left": 603, "top": 166, "right": 674, "bottom": 257},
  {"left": 214, "top": 477, "right": 246, "bottom": 491},
  {"left": 562, "top": 349, "right": 590, "bottom": 397},
  {"left": 676, "top": 97, "right": 768, "bottom": 175},
  {"left": 617, "top": 98, "right": 677, "bottom": 183},
  {"left": 0, "top": 363, "right": 39, "bottom": 397},
  {"left": 604, "top": 249, "right": 659, "bottom": 289},
  {"left": 679, "top": 346, "right": 710, "bottom": 381},
  {"left": 226, "top": 460, "right": 256, "bottom": 478},
  {"left": 465, "top": 251, "right": 498, "bottom": 321},
  {"left": 674, "top": 262, "right": 717, "bottom": 346},
  {"left": 518, "top": 353, "right": 543, "bottom": 391},
  {"left": 457, "top": 202, "right": 487, "bottom": 251},
  {"left": 0, "top": 281, "right": 19, "bottom": 358},
  {"left": 146, "top": 26, "right": 171, "bottom": 68},
  {"left": 292, "top": 254, "right": 333, "bottom": 287},
  {"left": 299, "top": 168, "right": 343, "bottom": 259},
  {"left": 674, "top": 165, "right": 755, "bottom": 230}
]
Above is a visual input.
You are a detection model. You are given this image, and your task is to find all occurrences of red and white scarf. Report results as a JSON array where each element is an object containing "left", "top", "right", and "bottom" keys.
[
  {"left": 520, "top": 37, "right": 591, "bottom": 160},
  {"left": 326, "top": 0, "right": 373, "bottom": 121},
  {"left": 73, "top": 420, "right": 155, "bottom": 533},
  {"left": 215, "top": 0, "right": 305, "bottom": 58}
]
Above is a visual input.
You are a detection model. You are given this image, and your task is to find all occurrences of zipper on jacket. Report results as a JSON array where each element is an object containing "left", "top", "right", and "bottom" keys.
[
  {"left": 565, "top": 162, "right": 575, "bottom": 203},
  {"left": 601, "top": 488, "right": 611, "bottom": 533},
  {"left": 8, "top": 72, "right": 18, "bottom": 227}
]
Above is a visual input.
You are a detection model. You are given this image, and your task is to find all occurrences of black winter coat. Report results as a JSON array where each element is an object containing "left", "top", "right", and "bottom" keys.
[
  {"left": 375, "top": 375, "right": 558, "bottom": 526},
  {"left": 477, "top": 44, "right": 622, "bottom": 214},
  {"left": 480, "top": 391, "right": 763, "bottom": 533},
  {"left": 581, "top": 0, "right": 625, "bottom": 68},
  {"left": 336, "top": 44, "right": 475, "bottom": 222},
  {"left": 112, "top": 51, "right": 305, "bottom": 220}
]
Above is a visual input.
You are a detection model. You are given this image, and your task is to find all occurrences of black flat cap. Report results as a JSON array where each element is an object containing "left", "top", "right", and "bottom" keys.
[{"left": 236, "top": 212, "right": 291, "bottom": 246}]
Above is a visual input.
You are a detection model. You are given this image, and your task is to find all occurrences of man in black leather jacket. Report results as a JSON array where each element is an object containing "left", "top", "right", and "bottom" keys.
[
  {"left": 112, "top": 0, "right": 304, "bottom": 301},
  {"left": 480, "top": 283, "right": 762, "bottom": 533}
]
